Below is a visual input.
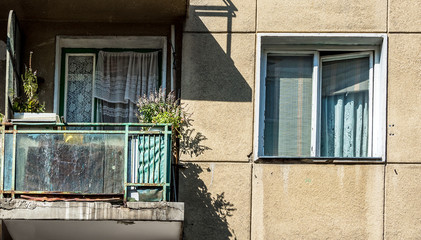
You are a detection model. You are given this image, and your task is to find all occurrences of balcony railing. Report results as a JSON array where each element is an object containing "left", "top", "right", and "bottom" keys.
[{"left": 0, "top": 122, "right": 172, "bottom": 202}]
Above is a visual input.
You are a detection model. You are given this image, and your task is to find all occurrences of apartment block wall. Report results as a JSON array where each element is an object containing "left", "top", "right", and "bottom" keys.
[
  {"left": 3, "top": 21, "right": 172, "bottom": 113},
  {"left": 180, "top": 0, "right": 421, "bottom": 239}
]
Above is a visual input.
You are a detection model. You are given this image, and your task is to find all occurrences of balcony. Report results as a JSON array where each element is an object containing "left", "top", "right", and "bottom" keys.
[{"left": 0, "top": 122, "right": 173, "bottom": 203}]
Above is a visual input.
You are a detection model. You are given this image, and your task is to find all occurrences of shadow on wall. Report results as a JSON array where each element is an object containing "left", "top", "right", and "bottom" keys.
[
  {"left": 180, "top": 115, "right": 212, "bottom": 158},
  {"left": 180, "top": 163, "right": 237, "bottom": 240},
  {"left": 182, "top": 0, "right": 252, "bottom": 102}
]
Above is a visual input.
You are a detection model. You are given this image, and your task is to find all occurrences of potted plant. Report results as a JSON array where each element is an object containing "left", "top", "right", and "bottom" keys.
[
  {"left": 11, "top": 52, "right": 55, "bottom": 122},
  {"left": 137, "top": 88, "right": 187, "bottom": 138}
]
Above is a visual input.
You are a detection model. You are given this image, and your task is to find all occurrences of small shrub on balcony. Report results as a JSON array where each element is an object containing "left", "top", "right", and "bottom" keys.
[
  {"left": 11, "top": 51, "right": 45, "bottom": 113},
  {"left": 137, "top": 88, "right": 187, "bottom": 137}
]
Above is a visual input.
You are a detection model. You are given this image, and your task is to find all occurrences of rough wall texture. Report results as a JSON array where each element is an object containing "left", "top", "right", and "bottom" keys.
[
  {"left": 385, "top": 164, "right": 421, "bottom": 239},
  {"left": 387, "top": 34, "right": 421, "bottom": 163},
  {"left": 257, "top": 0, "right": 387, "bottom": 32},
  {"left": 389, "top": 0, "right": 421, "bottom": 32},
  {"left": 179, "top": 0, "right": 421, "bottom": 239},
  {"left": 180, "top": 33, "right": 254, "bottom": 162},
  {"left": 185, "top": 0, "right": 256, "bottom": 32},
  {"left": 179, "top": 163, "right": 252, "bottom": 240},
  {"left": 252, "top": 164, "right": 384, "bottom": 240},
  {"left": 2, "top": 0, "right": 421, "bottom": 239}
]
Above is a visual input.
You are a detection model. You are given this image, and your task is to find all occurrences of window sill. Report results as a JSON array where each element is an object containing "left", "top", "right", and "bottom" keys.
[{"left": 254, "top": 157, "right": 384, "bottom": 164}]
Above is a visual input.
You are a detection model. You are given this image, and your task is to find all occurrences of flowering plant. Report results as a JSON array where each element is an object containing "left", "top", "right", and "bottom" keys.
[{"left": 137, "top": 88, "right": 187, "bottom": 137}]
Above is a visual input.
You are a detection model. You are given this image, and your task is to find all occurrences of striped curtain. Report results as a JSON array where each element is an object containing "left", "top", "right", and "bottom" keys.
[{"left": 320, "top": 56, "right": 370, "bottom": 157}]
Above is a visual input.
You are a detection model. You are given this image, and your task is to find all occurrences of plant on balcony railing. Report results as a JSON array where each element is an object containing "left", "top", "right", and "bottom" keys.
[
  {"left": 137, "top": 88, "right": 187, "bottom": 138},
  {"left": 10, "top": 51, "right": 45, "bottom": 113}
]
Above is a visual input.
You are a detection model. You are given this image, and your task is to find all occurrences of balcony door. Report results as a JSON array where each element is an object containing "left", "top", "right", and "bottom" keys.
[{"left": 60, "top": 48, "right": 162, "bottom": 123}]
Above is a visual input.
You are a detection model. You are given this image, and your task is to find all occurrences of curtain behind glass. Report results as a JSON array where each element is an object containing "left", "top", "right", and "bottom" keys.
[
  {"left": 321, "top": 56, "right": 370, "bottom": 157},
  {"left": 95, "top": 51, "right": 159, "bottom": 123},
  {"left": 66, "top": 55, "right": 94, "bottom": 123},
  {"left": 264, "top": 55, "right": 313, "bottom": 157}
]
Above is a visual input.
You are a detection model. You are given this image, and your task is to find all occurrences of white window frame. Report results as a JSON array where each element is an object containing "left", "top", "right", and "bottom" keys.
[
  {"left": 53, "top": 36, "right": 168, "bottom": 114},
  {"left": 254, "top": 33, "right": 388, "bottom": 162}
]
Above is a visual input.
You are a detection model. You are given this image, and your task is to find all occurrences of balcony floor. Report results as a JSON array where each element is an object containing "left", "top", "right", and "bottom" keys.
[{"left": 0, "top": 199, "right": 184, "bottom": 240}]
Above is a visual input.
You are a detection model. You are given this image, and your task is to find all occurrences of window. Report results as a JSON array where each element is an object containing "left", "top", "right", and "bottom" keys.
[
  {"left": 54, "top": 36, "right": 167, "bottom": 123},
  {"left": 60, "top": 49, "right": 161, "bottom": 123},
  {"left": 254, "top": 34, "right": 387, "bottom": 161}
]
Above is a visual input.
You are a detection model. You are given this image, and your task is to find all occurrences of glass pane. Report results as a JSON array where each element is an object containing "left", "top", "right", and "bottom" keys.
[
  {"left": 264, "top": 55, "right": 313, "bottom": 157},
  {"left": 66, "top": 55, "right": 94, "bottom": 123},
  {"left": 321, "top": 56, "right": 370, "bottom": 157},
  {"left": 14, "top": 133, "right": 125, "bottom": 193},
  {"left": 3, "top": 134, "right": 13, "bottom": 190}
]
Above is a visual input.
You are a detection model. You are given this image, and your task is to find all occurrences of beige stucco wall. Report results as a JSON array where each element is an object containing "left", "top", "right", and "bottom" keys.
[
  {"left": 179, "top": 163, "right": 252, "bottom": 240},
  {"left": 180, "top": 0, "right": 421, "bottom": 239},
  {"left": 385, "top": 164, "right": 421, "bottom": 239},
  {"left": 389, "top": 0, "right": 421, "bottom": 32},
  {"left": 257, "top": 0, "right": 387, "bottom": 32},
  {"left": 2, "top": 0, "right": 421, "bottom": 238},
  {"left": 185, "top": 0, "right": 256, "bottom": 32},
  {"left": 252, "top": 164, "right": 384, "bottom": 239},
  {"left": 387, "top": 34, "right": 421, "bottom": 163},
  {"left": 180, "top": 33, "right": 254, "bottom": 162}
]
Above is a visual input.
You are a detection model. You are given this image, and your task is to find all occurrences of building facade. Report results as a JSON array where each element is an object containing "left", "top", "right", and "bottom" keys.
[
  {"left": 0, "top": 0, "right": 420, "bottom": 239},
  {"left": 179, "top": 0, "right": 420, "bottom": 239}
]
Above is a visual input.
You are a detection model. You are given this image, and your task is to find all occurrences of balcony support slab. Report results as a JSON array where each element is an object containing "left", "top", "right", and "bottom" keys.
[{"left": 0, "top": 199, "right": 184, "bottom": 222}]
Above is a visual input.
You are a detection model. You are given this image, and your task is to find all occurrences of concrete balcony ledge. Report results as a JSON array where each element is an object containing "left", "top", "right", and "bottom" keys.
[{"left": 0, "top": 199, "right": 184, "bottom": 221}]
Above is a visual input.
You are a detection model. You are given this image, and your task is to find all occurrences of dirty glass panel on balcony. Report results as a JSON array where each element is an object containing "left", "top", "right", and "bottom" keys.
[
  {"left": 13, "top": 133, "right": 125, "bottom": 193},
  {"left": 3, "top": 134, "right": 13, "bottom": 191}
]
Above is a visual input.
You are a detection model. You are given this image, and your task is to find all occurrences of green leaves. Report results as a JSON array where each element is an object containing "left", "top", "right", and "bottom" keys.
[
  {"left": 137, "top": 88, "right": 187, "bottom": 137},
  {"left": 11, "top": 52, "right": 45, "bottom": 113}
]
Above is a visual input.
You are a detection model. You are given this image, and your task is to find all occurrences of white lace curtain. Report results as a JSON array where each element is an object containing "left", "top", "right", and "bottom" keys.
[{"left": 94, "top": 51, "right": 159, "bottom": 123}]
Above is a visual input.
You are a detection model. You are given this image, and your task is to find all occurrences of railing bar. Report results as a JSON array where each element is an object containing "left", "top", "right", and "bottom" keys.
[
  {"left": 5, "top": 191, "right": 124, "bottom": 195},
  {"left": 9, "top": 122, "right": 170, "bottom": 127},
  {"left": 151, "top": 135, "right": 156, "bottom": 183},
  {"left": 163, "top": 124, "right": 169, "bottom": 201},
  {"left": 125, "top": 183, "right": 166, "bottom": 187},
  {"left": 4, "top": 130, "right": 171, "bottom": 134},
  {"left": 0, "top": 125, "right": 5, "bottom": 199},
  {"left": 136, "top": 136, "right": 139, "bottom": 183},
  {"left": 158, "top": 134, "right": 161, "bottom": 184},
  {"left": 148, "top": 135, "right": 151, "bottom": 184},
  {"left": 142, "top": 135, "right": 145, "bottom": 184},
  {"left": 123, "top": 125, "right": 129, "bottom": 203}
]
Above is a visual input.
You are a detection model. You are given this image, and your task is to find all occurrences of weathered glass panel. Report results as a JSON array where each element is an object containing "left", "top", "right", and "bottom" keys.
[
  {"left": 14, "top": 133, "right": 125, "bottom": 193},
  {"left": 4, "top": 134, "right": 13, "bottom": 191}
]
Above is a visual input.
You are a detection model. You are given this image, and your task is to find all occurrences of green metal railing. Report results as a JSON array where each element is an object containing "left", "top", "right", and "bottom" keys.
[{"left": 0, "top": 122, "right": 172, "bottom": 202}]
